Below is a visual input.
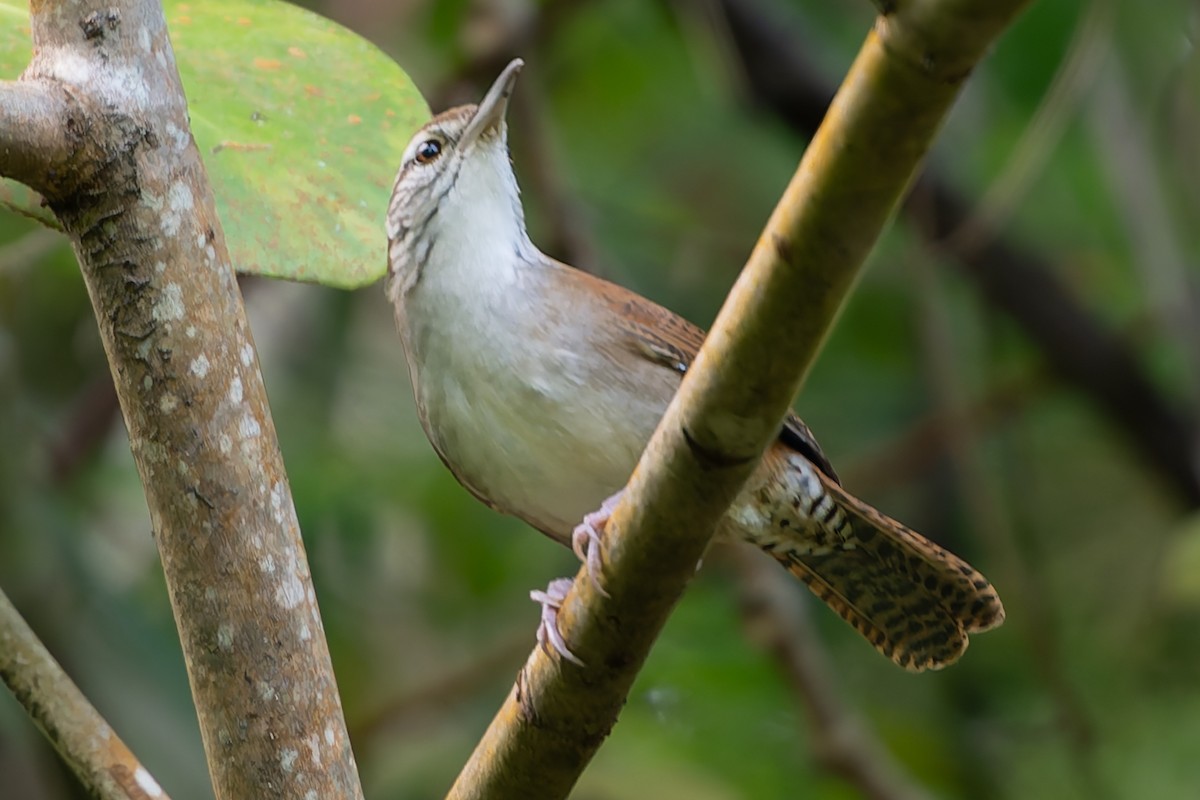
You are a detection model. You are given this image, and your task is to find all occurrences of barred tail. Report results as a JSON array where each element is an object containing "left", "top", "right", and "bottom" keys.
[{"left": 747, "top": 450, "right": 1005, "bottom": 671}]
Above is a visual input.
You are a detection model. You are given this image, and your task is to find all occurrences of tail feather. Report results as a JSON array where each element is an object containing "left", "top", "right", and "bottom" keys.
[
  {"left": 742, "top": 448, "right": 1005, "bottom": 671},
  {"left": 822, "top": 476, "right": 1006, "bottom": 636}
]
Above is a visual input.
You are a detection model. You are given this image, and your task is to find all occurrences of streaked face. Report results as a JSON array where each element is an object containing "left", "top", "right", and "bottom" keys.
[{"left": 386, "top": 60, "right": 525, "bottom": 295}]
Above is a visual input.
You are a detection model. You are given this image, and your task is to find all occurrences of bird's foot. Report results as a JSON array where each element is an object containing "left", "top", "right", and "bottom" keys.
[
  {"left": 530, "top": 577, "right": 584, "bottom": 666},
  {"left": 571, "top": 491, "right": 622, "bottom": 598},
  {"left": 529, "top": 492, "right": 624, "bottom": 666}
]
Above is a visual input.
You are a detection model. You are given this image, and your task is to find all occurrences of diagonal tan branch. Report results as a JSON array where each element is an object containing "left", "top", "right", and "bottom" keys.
[
  {"left": 719, "top": 0, "right": 1200, "bottom": 507},
  {"left": 0, "top": 586, "right": 172, "bottom": 800},
  {"left": 2, "top": 2, "right": 363, "bottom": 798},
  {"left": 447, "top": 2, "right": 1032, "bottom": 798}
]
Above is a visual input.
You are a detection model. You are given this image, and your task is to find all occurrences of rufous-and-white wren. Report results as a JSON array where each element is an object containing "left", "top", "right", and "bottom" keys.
[{"left": 385, "top": 59, "right": 1004, "bottom": 671}]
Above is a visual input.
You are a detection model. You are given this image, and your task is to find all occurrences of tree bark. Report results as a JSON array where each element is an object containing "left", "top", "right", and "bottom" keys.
[{"left": 0, "top": 2, "right": 363, "bottom": 798}]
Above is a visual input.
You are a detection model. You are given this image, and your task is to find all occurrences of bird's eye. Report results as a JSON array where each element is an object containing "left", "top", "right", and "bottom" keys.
[{"left": 414, "top": 139, "right": 442, "bottom": 165}]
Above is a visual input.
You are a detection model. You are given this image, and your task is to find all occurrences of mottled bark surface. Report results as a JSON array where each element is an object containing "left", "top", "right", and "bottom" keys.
[{"left": 0, "top": 2, "right": 362, "bottom": 798}]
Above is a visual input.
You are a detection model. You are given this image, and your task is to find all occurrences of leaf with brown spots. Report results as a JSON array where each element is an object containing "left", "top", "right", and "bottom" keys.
[{"left": 0, "top": 0, "right": 429, "bottom": 288}]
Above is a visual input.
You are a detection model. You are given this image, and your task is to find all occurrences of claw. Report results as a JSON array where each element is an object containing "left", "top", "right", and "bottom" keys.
[
  {"left": 530, "top": 578, "right": 584, "bottom": 666},
  {"left": 571, "top": 491, "right": 622, "bottom": 599},
  {"left": 529, "top": 493, "right": 627, "bottom": 667}
]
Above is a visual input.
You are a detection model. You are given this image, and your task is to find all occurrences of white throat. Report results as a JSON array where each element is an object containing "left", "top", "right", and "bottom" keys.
[
  {"left": 432, "top": 142, "right": 533, "bottom": 281},
  {"left": 390, "top": 135, "right": 548, "bottom": 377}
]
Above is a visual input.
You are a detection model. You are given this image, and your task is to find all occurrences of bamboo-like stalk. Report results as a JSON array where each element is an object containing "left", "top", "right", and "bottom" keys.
[{"left": 447, "top": 1, "right": 1032, "bottom": 797}]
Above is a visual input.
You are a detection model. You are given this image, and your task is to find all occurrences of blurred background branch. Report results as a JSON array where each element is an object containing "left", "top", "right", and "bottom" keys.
[
  {"left": 730, "top": 545, "right": 934, "bottom": 800},
  {"left": 716, "top": 0, "right": 1200, "bottom": 508},
  {"left": 910, "top": 245, "right": 1105, "bottom": 799}
]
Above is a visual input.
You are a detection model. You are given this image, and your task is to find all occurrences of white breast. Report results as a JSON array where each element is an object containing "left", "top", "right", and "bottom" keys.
[
  {"left": 389, "top": 142, "right": 676, "bottom": 539},
  {"left": 395, "top": 245, "right": 673, "bottom": 542}
]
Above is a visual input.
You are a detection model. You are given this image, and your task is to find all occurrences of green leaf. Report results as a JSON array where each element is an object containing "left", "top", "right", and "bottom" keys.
[{"left": 0, "top": 0, "right": 429, "bottom": 288}]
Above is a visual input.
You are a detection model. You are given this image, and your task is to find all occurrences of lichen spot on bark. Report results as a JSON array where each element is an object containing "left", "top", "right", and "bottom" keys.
[
  {"left": 275, "top": 568, "right": 305, "bottom": 610},
  {"left": 238, "top": 413, "right": 261, "bottom": 439},
  {"left": 152, "top": 282, "right": 184, "bottom": 323},
  {"left": 133, "top": 766, "right": 163, "bottom": 797},
  {"left": 270, "top": 481, "right": 286, "bottom": 524},
  {"left": 164, "top": 121, "right": 189, "bottom": 152},
  {"left": 161, "top": 183, "right": 194, "bottom": 235},
  {"left": 189, "top": 353, "right": 210, "bottom": 378},
  {"left": 307, "top": 732, "right": 322, "bottom": 766}
]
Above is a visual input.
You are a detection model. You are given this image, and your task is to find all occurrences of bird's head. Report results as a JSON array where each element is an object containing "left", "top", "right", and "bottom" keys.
[{"left": 386, "top": 59, "right": 528, "bottom": 297}]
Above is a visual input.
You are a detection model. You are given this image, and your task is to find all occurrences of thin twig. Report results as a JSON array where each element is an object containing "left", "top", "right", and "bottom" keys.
[
  {"left": 948, "top": 0, "right": 1114, "bottom": 251},
  {"left": 1087, "top": 53, "right": 1200, "bottom": 404},
  {"left": 0, "top": 585, "right": 172, "bottom": 800},
  {"left": 0, "top": 81, "right": 73, "bottom": 196}
]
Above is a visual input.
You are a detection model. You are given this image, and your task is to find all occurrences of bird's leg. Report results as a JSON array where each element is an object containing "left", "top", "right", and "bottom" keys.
[
  {"left": 571, "top": 490, "right": 621, "bottom": 598},
  {"left": 530, "top": 578, "right": 584, "bottom": 666},
  {"left": 527, "top": 491, "right": 625, "bottom": 666}
]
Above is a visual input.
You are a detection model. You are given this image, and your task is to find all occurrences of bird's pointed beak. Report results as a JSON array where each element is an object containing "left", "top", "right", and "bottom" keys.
[{"left": 460, "top": 58, "right": 524, "bottom": 149}]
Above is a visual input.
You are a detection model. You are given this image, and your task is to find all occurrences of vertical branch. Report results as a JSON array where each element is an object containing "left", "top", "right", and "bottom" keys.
[
  {"left": 1087, "top": 54, "right": 1200, "bottom": 402},
  {"left": 1, "top": 2, "right": 363, "bottom": 798}
]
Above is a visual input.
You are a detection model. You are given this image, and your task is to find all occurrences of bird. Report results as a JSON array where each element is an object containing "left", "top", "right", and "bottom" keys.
[{"left": 384, "top": 58, "right": 1004, "bottom": 672}]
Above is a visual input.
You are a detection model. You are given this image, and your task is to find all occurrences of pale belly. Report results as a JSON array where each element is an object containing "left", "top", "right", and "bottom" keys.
[{"left": 410, "top": 324, "right": 675, "bottom": 542}]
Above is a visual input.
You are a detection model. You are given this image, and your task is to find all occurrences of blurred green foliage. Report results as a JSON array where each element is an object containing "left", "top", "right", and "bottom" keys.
[{"left": 3, "top": 0, "right": 1200, "bottom": 798}]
